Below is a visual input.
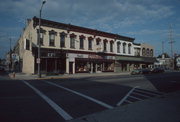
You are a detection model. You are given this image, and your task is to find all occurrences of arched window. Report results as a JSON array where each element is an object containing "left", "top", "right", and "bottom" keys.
[
  {"left": 123, "top": 43, "right": 126, "bottom": 54},
  {"left": 110, "top": 40, "right": 114, "bottom": 52},
  {"left": 117, "top": 42, "right": 121, "bottom": 53},
  {"left": 128, "top": 43, "right": 131, "bottom": 54},
  {"left": 70, "top": 33, "right": 77, "bottom": 48},
  {"left": 103, "top": 39, "right": 108, "bottom": 52},
  {"left": 142, "top": 48, "right": 146, "bottom": 56},
  {"left": 150, "top": 49, "right": 153, "bottom": 57},
  {"left": 79, "top": 35, "right": 85, "bottom": 49},
  {"left": 60, "top": 32, "right": 67, "bottom": 48},
  {"left": 37, "top": 28, "right": 46, "bottom": 45},
  {"left": 147, "top": 48, "right": 150, "bottom": 57},
  {"left": 88, "top": 36, "right": 93, "bottom": 50},
  {"left": 49, "top": 30, "right": 57, "bottom": 46}
]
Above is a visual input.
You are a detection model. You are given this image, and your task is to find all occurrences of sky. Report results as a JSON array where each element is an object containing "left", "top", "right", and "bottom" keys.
[{"left": 0, "top": 0, "right": 180, "bottom": 59}]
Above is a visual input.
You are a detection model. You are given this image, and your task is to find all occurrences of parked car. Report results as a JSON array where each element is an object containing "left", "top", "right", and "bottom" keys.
[
  {"left": 131, "top": 69, "right": 142, "bottom": 75},
  {"left": 131, "top": 68, "right": 151, "bottom": 75},
  {"left": 0, "top": 66, "right": 5, "bottom": 72},
  {"left": 151, "top": 68, "right": 165, "bottom": 73},
  {"left": 141, "top": 68, "right": 151, "bottom": 74}
]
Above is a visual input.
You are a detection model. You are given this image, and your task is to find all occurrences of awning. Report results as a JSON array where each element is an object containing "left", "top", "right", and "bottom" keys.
[{"left": 116, "top": 55, "right": 156, "bottom": 63}]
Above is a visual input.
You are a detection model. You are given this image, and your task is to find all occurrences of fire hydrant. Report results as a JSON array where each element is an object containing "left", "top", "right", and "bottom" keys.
[{"left": 13, "top": 72, "right": 16, "bottom": 78}]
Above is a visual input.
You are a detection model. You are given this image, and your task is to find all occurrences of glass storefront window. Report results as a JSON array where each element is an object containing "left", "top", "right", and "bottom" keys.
[
  {"left": 104, "top": 62, "right": 114, "bottom": 71},
  {"left": 97, "top": 63, "right": 102, "bottom": 71},
  {"left": 75, "top": 61, "right": 90, "bottom": 72}
]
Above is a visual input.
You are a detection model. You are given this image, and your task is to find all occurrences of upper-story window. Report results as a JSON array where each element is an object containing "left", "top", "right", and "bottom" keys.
[
  {"left": 49, "top": 30, "right": 57, "bottom": 46},
  {"left": 117, "top": 42, "right": 121, "bottom": 53},
  {"left": 37, "top": 28, "right": 46, "bottom": 45},
  {"left": 60, "top": 32, "right": 66, "bottom": 48},
  {"left": 49, "top": 34, "right": 55, "bottom": 46},
  {"left": 79, "top": 35, "right": 85, "bottom": 49},
  {"left": 103, "top": 39, "right": 108, "bottom": 52},
  {"left": 88, "top": 37, "right": 93, "bottom": 50},
  {"left": 110, "top": 41, "right": 114, "bottom": 52},
  {"left": 25, "top": 39, "right": 30, "bottom": 50},
  {"left": 96, "top": 38, "right": 101, "bottom": 45},
  {"left": 142, "top": 48, "right": 146, "bottom": 56},
  {"left": 147, "top": 48, "right": 150, "bottom": 57},
  {"left": 128, "top": 44, "right": 131, "bottom": 54},
  {"left": 123, "top": 43, "right": 126, "bottom": 54},
  {"left": 134, "top": 48, "right": 140, "bottom": 56},
  {"left": 150, "top": 49, "right": 153, "bottom": 57},
  {"left": 70, "top": 33, "right": 76, "bottom": 48}
]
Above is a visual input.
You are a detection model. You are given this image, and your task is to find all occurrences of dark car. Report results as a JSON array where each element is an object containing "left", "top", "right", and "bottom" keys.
[
  {"left": 141, "top": 68, "right": 151, "bottom": 74},
  {"left": 151, "top": 68, "right": 165, "bottom": 73},
  {"left": 0, "top": 66, "right": 5, "bottom": 72},
  {"left": 0, "top": 66, "right": 5, "bottom": 71}
]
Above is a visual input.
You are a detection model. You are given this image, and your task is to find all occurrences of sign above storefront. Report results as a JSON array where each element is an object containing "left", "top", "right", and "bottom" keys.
[{"left": 88, "top": 54, "right": 103, "bottom": 59}]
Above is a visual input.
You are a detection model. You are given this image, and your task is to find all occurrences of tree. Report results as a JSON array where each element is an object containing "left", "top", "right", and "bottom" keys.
[{"left": 157, "top": 53, "right": 170, "bottom": 58}]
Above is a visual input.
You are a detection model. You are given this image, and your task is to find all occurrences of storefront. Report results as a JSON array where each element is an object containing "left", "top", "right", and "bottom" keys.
[
  {"left": 115, "top": 55, "right": 156, "bottom": 72},
  {"left": 33, "top": 47, "right": 66, "bottom": 74},
  {"left": 67, "top": 53, "right": 115, "bottom": 74}
]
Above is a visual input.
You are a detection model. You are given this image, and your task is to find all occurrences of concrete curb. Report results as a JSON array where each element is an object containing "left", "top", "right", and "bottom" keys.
[
  {"left": 68, "top": 91, "right": 180, "bottom": 122},
  {"left": 8, "top": 72, "right": 131, "bottom": 80}
]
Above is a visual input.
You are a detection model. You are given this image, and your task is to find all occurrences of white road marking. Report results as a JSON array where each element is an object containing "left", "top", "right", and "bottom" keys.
[
  {"left": 129, "top": 95, "right": 143, "bottom": 101},
  {"left": 125, "top": 100, "right": 133, "bottom": 104},
  {"left": 116, "top": 86, "right": 139, "bottom": 106},
  {"left": 44, "top": 80, "right": 114, "bottom": 109},
  {"left": 132, "top": 91, "right": 151, "bottom": 98},
  {"left": 134, "top": 89, "right": 163, "bottom": 96},
  {"left": 21, "top": 80, "right": 73, "bottom": 120}
]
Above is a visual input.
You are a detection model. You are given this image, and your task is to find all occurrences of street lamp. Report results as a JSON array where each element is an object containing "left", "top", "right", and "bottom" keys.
[{"left": 38, "top": 0, "right": 46, "bottom": 78}]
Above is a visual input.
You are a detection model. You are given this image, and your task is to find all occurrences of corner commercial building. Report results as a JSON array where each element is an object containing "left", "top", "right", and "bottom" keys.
[{"left": 15, "top": 17, "right": 155, "bottom": 74}]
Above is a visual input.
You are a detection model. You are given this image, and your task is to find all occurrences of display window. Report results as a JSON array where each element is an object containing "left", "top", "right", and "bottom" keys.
[
  {"left": 75, "top": 61, "right": 90, "bottom": 73},
  {"left": 103, "top": 62, "right": 114, "bottom": 71}
]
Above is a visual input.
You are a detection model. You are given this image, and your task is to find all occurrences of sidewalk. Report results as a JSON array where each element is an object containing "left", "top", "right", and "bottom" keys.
[
  {"left": 8, "top": 72, "right": 131, "bottom": 80},
  {"left": 69, "top": 91, "right": 180, "bottom": 122}
]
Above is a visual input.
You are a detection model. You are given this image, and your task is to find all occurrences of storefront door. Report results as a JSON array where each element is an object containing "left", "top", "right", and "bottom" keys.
[
  {"left": 69, "top": 62, "right": 73, "bottom": 74},
  {"left": 47, "top": 59, "right": 55, "bottom": 72},
  {"left": 93, "top": 63, "right": 96, "bottom": 73}
]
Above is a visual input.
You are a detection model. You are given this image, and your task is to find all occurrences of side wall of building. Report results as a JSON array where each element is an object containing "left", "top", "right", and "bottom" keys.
[{"left": 19, "top": 20, "right": 35, "bottom": 74}]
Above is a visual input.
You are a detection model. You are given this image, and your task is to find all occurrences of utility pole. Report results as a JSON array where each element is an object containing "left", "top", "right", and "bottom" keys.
[
  {"left": 168, "top": 24, "right": 175, "bottom": 58},
  {"left": 168, "top": 24, "right": 175, "bottom": 69},
  {"left": 38, "top": 0, "right": 46, "bottom": 78},
  {"left": 162, "top": 41, "right": 165, "bottom": 54},
  {"left": 9, "top": 38, "right": 12, "bottom": 71}
]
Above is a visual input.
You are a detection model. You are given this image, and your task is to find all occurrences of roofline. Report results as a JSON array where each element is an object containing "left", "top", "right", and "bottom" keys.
[{"left": 33, "top": 16, "right": 135, "bottom": 42}]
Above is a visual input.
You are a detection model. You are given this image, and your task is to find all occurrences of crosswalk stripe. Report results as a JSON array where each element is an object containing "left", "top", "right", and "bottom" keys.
[
  {"left": 132, "top": 91, "right": 152, "bottom": 98},
  {"left": 116, "top": 86, "right": 139, "bottom": 106},
  {"left": 22, "top": 80, "right": 73, "bottom": 120},
  {"left": 44, "top": 80, "right": 114, "bottom": 109},
  {"left": 125, "top": 100, "right": 133, "bottom": 104},
  {"left": 129, "top": 95, "right": 143, "bottom": 101},
  {"left": 134, "top": 89, "right": 163, "bottom": 96}
]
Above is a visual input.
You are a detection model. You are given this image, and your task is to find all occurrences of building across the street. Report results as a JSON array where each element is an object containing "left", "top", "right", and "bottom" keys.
[
  {"left": 154, "top": 53, "right": 172, "bottom": 70},
  {"left": 12, "top": 17, "right": 156, "bottom": 74}
]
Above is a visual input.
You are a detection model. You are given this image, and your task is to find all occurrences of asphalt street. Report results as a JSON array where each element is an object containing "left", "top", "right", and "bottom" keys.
[{"left": 0, "top": 72, "right": 180, "bottom": 122}]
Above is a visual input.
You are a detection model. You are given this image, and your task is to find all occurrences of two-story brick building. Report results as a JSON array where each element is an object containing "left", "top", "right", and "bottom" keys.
[{"left": 15, "top": 17, "right": 155, "bottom": 74}]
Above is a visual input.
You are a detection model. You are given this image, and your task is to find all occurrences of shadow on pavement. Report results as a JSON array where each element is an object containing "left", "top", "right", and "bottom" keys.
[{"left": 142, "top": 72, "right": 180, "bottom": 93}]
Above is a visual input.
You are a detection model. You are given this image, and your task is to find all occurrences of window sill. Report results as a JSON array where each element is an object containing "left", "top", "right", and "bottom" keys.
[{"left": 60, "top": 46, "right": 66, "bottom": 48}]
